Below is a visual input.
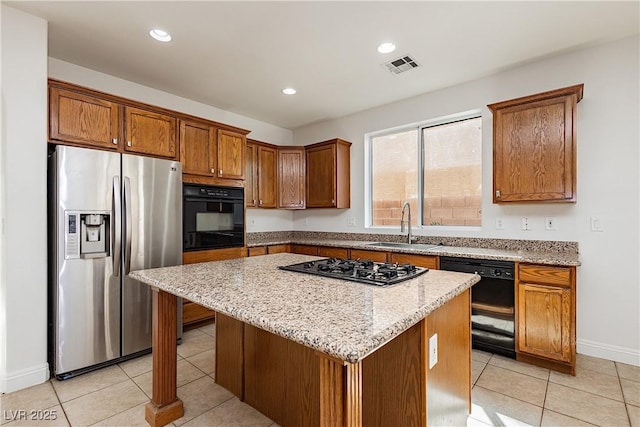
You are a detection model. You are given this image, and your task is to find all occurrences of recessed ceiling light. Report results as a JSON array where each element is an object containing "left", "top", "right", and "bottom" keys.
[
  {"left": 149, "top": 29, "right": 172, "bottom": 42},
  {"left": 377, "top": 42, "right": 396, "bottom": 54},
  {"left": 282, "top": 88, "right": 297, "bottom": 95}
]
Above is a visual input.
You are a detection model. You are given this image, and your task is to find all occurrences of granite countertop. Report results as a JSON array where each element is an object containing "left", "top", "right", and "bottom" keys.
[
  {"left": 130, "top": 253, "right": 479, "bottom": 363},
  {"left": 247, "top": 239, "right": 581, "bottom": 266}
]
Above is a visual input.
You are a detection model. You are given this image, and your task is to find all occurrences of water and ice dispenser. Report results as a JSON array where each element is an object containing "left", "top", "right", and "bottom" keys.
[{"left": 64, "top": 211, "right": 110, "bottom": 259}]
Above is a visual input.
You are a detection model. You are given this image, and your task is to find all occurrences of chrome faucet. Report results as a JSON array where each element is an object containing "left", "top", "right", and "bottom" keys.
[{"left": 400, "top": 201, "right": 415, "bottom": 244}]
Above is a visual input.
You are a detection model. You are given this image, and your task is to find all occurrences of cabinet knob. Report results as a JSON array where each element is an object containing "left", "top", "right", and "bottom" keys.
[
  {"left": 253, "top": 200, "right": 257, "bottom": 205},
  {"left": 259, "top": 200, "right": 263, "bottom": 205},
  {"left": 332, "top": 199, "right": 335, "bottom": 204},
  {"left": 496, "top": 190, "right": 501, "bottom": 198},
  {"left": 219, "top": 169, "right": 223, "bottom": 174},
  {"left": 112, "top": 138, "right": 118, "bottom": 145},
  {"left": 127, "top": 141, "right": 132, "bottom": 147},
  {"left": 211, "top": 168, "right": 215, "bottom": 174}
]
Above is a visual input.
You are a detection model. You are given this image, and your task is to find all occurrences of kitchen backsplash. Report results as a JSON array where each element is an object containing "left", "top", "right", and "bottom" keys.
[{"left": 246, "top": 231, "right": 579, "bottom": 254}]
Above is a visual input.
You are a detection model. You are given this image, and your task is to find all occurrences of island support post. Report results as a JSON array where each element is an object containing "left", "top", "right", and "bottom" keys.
[
  {"left": 318, "top": 353, "right": 363, "bottom": 427},
  {"left": 145, "top": 288, "right": 184, "bottom": 426}
]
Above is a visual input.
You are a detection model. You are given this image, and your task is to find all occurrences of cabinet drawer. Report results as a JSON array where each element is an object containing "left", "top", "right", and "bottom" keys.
[
  {"left": 389, "top": 253, "right": 438, "bottom": 270},
  {"left": 290, "top": 244, "right": 318, "bottom": 256},
  {"left": 248, "top": 246, "right": 268, "bottom": 256},
  {"left": 519, "top": 264, "right": 572, "bottom": 287},
  {"left": 267, "top": 244, "right": 290, "bottom": 254},
  {"left": 317, "top": 246, "right": 349, "bottom": 258},
  {"left": 350, "top": 249, "right": 388, "bottom": 263}
]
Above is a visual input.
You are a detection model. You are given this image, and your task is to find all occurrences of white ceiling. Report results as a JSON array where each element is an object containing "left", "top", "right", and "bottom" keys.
[{"left": 6, "top": 1, "right": 639, "bottom": 129}]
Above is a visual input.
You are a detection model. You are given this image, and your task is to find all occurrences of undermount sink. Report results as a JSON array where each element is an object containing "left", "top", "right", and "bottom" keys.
[{"left": 365, "top": 242, "right": 441, "bottom": 250}]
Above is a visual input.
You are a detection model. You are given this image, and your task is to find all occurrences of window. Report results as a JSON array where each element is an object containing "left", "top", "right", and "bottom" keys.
[{"left": 369, "top": 113, "right": 482, "bottom": 228}]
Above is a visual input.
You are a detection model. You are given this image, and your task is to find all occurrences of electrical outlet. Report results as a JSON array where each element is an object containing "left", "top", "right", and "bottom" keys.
[
  {"left": 429, "top": 333, "right": 438, "bottom": 369},
  {"left": 347, "top": 216, "right": 356, "bottom": 227},
  {"left": 521, "top": 217, "right": 531, "bottom": 231},
  {"left": 495, "top": 218, "right": 504, "bottom": 230},
  {"left": 545, "top": 217, "right": 556, "bottom": 231},
  {"left": 249, "top": 219, "right": 256, "bottom": 226},
  {"left": 304, "top": 218, "right": 309, "bottom": 226}
]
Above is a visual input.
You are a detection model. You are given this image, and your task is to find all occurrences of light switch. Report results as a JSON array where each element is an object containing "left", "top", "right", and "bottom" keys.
[{"left": 591, "top": 216, "right": 604, "bottom": 232}]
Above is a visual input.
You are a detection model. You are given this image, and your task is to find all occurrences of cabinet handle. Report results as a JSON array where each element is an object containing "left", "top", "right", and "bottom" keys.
[
  {"left": 127, "top": 141, "right": 132, "bottom": 147},
  {"left": 259, "top": 199, "right": 263, "bottom": 205},
  {"left": 211, "top": 168, "right": 215, "bottom": 174},
  {"left": 496, "top": 190, "right": 501, "bottom": 198},
  {"left": 332, "top": 199, "right": 335, "bottom": 205},
  {"left": 253, "top": 200, "right": 257, "bottom": 205},
  {"left": 112, "top": 138, "right": 118, "bottom": 145}
]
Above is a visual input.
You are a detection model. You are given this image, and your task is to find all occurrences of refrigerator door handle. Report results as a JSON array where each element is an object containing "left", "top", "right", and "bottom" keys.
[
  {"left": 112, "top": 176, "right": 122, "bottom": 277},
  {"left": 124, "top": 176, "right": 133, "bottom": 275}
]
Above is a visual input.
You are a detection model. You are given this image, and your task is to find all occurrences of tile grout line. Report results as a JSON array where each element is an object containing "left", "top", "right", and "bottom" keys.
[
  {"left": 616, "top": 362, "right": 635, "bottom": 427},
  {"left": 48, "top": 380, "right": 72, "bottom": 426}
]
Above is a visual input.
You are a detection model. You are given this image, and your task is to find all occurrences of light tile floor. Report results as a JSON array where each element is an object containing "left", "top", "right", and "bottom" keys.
[{"left": 1, "top": 324, "right": 638, "bottom": 427}]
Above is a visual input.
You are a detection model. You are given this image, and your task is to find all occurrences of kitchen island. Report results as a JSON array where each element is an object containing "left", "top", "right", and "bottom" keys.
[{"left": 130, "top": 253, "right": 480, "bottom": 426}]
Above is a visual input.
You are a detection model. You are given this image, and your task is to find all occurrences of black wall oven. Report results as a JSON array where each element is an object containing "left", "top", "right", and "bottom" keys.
[{"left": 183, "top": 184, "right": 244, "bottom": 251}]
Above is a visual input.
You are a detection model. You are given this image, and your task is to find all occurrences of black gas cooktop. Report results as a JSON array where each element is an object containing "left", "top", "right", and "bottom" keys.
[{"left": 279, "top": 257, "right": 428, "bottom": 287}]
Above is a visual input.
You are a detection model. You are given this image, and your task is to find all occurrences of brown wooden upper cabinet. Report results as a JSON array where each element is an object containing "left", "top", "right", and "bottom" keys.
[
  {"left": 124, "top": 106, "right": 177, "bottom": 158},
  {"left": 181, "top": 123, "right": 248, "bottom": 186},
  {"left": 277, "top": 147, "right": 305, "bottom": 209},
  {"left": 180, "top": 120, "right": 216, "bottom": 176},
  {"left": 305, "top": 138, "right": 351, "bottom": 208},
  {"left": 217, "top": 130, "right": 246, "bottom": 180},
  {"left": 488, "top": 84, "right": 583, "bottom": 203},
  {"left": 245, "top": 140, "right": 277, "bottom": 208},
  {"left": 49, "top": 87, "right": 120, "bottom": 150},
  {"left": 245, "top": 142, "right": 258, "bottom": 207}
]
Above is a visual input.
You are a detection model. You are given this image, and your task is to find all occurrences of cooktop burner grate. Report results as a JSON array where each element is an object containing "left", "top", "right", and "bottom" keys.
[{"left": 279, "top": 257, "right": 428, "bottom": 287}]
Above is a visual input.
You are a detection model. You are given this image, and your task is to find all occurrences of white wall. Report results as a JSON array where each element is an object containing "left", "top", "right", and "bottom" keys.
[
  {"left": 0, "top": 5, "right": 49, "bottom": 392},
  {"left": 49, "top": 59, "right": 294, "bottom": 232},
  {"left": 292, "top": 36, "right": 640, "bottom": 365}
]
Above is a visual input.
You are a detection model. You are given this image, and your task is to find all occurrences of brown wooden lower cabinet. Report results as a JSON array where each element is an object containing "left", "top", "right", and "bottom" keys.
[
  {"left": 349, "top": 249, "right": 388, "bottom": 263},
  {"left": 317, "top": 246, "right": 349, "bottom": 258},
  {"left": 389, "top": 252, "right": 439, "bottom": 269},
  {"left": 182, "top": 247, "right": 247, "bottom": 327},
  {"left": 289, "top": 244, "right": 318, "bottom": 256},
  {"left": 516, "top": 263, "right": 576, "bottom": 374},
  {"left": 216, "top": 290, "right": 471, "bottom": 426}
]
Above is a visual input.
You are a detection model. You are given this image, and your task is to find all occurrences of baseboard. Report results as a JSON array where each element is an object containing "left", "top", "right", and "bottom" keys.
[
  {"left": 577, "top": 339, "right": 640, "bottom": 366},
  {"left": 0, "top": 363, "right": 50, "bottom": 393}
]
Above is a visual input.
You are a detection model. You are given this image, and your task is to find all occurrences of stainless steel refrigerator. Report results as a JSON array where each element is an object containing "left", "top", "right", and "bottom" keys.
[{"left": 49, "top": 145, "right": 182, "bottom": 379}]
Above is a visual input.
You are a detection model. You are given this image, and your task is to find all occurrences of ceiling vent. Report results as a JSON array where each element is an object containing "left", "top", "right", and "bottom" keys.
[{"left": 384, "top": 55, "right": 420, "bottom": 75}]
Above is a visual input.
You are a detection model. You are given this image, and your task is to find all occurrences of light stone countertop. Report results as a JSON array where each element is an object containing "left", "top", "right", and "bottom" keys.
[
  {"left": 248, "top": 239, "right": 581, "bottom": 266},
  {"left": 130, "top": 253, "right": 479, "bottom": 363}
]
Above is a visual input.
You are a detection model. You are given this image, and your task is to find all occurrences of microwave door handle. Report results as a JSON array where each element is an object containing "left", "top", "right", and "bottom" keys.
[
  {"left": 124, "top": 176, "right": 132, "bottom": 275},
  {"left": 112, "top": 176, "right": 122, "bottom": 277}
]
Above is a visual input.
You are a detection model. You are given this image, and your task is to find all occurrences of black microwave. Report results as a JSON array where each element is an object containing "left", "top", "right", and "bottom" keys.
[{"left": 183, "top": 184, "right": 245, "bottom": 251}]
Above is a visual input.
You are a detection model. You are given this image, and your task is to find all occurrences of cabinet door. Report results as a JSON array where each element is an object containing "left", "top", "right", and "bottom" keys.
[
  {"left": 125, "top": 106, "right": 177, "bottom": 158},
  {"left": 389, "top": 253, "right": 438, "bottom": 269},
  {"left": 278, "top": 148, "right": 305, "bottom": 209},
  {"left": 49, "top": 87, "right": 119, "bottom": 149},
  {"left": 245, "top": 142, "right": 258, "bottom": 207},
  {"left": 217, "top": 129, "right": 246, "bottom": 180},
  {"left": 306, "top": 144, "right": 336, "bottom": 207},
  {"left": 490, "top": 85, "right": 582, "bottom": 203},
  {"left": 180, "top": 120, "right": 215, "bottom": 176},
  {"left": 257, "top": 145, "right": 277, "bottom": 208},
  {"left": 517, "top": 283, "right": 572, "bottom": 362}
]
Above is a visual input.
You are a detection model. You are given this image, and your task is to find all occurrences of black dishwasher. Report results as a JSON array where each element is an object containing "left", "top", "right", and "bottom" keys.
[{"left": 440, "top": 256, "right": 516, "bottom": 358}]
